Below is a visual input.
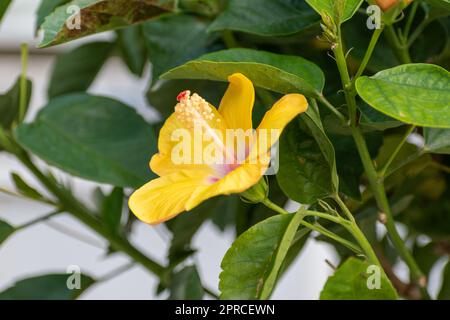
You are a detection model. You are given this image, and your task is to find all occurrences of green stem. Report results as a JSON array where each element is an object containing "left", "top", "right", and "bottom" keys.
[
  {"left": 407, "top": 17, "right": 434, "bottom": 48},
  {"left": 221, "top": 30, "right": 238, "bottom": 48},
  {"left": 12, "top": 148, "right": 167, "bottom": 282},
  {"left": 353, "top": 27, "right": 384, "bottom": 81},
  {"left": 378, "top": 125, "right": 415, "bottom": 177},
  {"left": 16, "top": 209, "right": 62, "bottom": 230},
  {"left": 403, "top": 1, "right": 419, "bottom": 39},
  {"left": 317, "top": 94, "right": 347, "bottom": 124},
  {"left": 333, "top": 28, "right": 426, "bottom": 288},
  {"left": 385, "top": 25, "right": 412, "bottom": 64},
  {"left": 19, "top": 43, "right": 29, "bottom": 122},
  {"left": 352, "top": 127, "right": 425, "bottom": 283}
]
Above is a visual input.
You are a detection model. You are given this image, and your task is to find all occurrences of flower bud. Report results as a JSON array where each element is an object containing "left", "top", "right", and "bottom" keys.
[
  {"left": 240, "top": 178, "right": 269, "bottom": 204},
  {"left": 375, "top": 0, "right": 412, "bottom": 12}
]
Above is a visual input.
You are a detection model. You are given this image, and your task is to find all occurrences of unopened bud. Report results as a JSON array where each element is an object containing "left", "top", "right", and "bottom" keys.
[
  {"left": 240, "top": 178, "right": 269, "bottom": 204},
  {"left": 374, "top": 0, "right": 413, "bottom": 12}
]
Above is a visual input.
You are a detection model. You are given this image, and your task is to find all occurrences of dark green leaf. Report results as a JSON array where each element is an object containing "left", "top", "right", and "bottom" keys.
[
  {"left": 429, "top": 0, "right": 450, "bottom": 12},
  {"left": 162, "top": 48, "right": 325, "bottom": 97},
  {"left": 209, "top": 0, "right": 319, "bottom": 36},
  {"left": 424, "top": 128, "right": 450, "bottom": 154},
  {"left": 0, "top": 219, "right": 15, "bottom": 246},
  {"left": 0, "top": 0, "right": 12, "bottom": 22},
  {"left": 15, "top": 94, "right": 156, "bottom": 188},
  {"left": 169, "top": 266, "right": 204, "bottom": 300},
  {"left": 413, "top": 242, "right": 441, "bottom": 276},
  {"left": 116, "top": 25, "right": 147, "bottom": 77},
  {"left": 39, "top": 0, "right": 174, "bottom": 47},
  {"left": 277, "top": 117, "right": 335, "bottom": 204},
  {"left": 48, "top": 41, "right": 114, "bottom": 98},
  {"left": 0, "top": 78, "right": 32, "bottom": 130},
  {"left": 0, "top": 274, "right": 95, "bottom": 299},
  {"left": 220, "top": 212, "right": 305, "bottom": 299},
  {"left": 320, "top": 257, "right": 398, "bottom": 300},
  {"left": 36, "top": 0, "right": 70, "bottom": 33},
  {"left": 11, "top": 173, "right": 45, "bottom": 201},
  {"left": 359, "top": 102, "right": 402, "bottom": 131},
  {"left": 438, "top": 262, "right": 450, "bottom": 300},
  {"left": 147, "top": 79, "right": 227, "bottom": 119},
  {"left": 356, "top": 64, "right": 450, "bottom": 128},
  {"left": 101, "top": 187, "right": 124, "bottom": 235},
  {"left": 143, "top": 14, "right": 217, "bottom": 81}
]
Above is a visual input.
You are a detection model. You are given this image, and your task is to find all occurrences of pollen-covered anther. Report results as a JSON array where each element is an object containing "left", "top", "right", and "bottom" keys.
[{"left": 175, "top": 90, "right": 215, "bottom": 128}]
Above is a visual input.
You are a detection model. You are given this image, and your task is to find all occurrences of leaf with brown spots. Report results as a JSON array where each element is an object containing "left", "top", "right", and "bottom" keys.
[{"left": 39, "top": 0, "right": 174, "bottom": 47}]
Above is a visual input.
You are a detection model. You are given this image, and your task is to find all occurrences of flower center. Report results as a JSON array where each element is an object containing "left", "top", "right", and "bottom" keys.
[{"left": 174, "top": 90, "right": 220, "bottom": 128}]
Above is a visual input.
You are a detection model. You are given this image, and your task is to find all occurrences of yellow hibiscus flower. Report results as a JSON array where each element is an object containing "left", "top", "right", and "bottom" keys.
[{"left": 129, "top": 73, "right": 308, "bottom": 224}]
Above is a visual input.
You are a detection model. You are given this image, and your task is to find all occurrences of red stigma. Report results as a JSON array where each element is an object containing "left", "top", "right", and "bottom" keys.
[{"left": 177, "top": 90, "right": 189, "bottom": 102}]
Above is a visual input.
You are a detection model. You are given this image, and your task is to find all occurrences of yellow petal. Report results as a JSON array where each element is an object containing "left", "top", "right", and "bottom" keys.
[
  {"left": 129, "top": 170, "right": 212, "bottom": 225},
  {"left": 218, "top": 73, "right": 255, "bottom": 130},
  {"left": 186, "top": 161, "right": 268, "bottom": 210},
  {"left": 254, "top": 94, "right": 308, "bottom": 155},
  {"left": 151, "top": 105, "right": 227, "bottom": 177}
]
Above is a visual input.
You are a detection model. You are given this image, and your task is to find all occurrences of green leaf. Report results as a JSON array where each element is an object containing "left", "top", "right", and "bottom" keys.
[
  {"left": 162, "top": 48, "right": 325, "bottom": 97},
  {"left": 277, "top": 117, "right": 335, "bottom": 204},
  {"left": 438, "top": 262, "right": 450, "bottom": 300},
  {"left": 169, "top": 266, "right": 204, "bottom": 300},
  {"left": 36, "top": 0, "right": 70, "bottom": 33},
  {"left": 428, "top": 0, "right": 450, "bottom": 11},
  {"left": 11, "top": 173, "right": 46, "bottom": 201},
  {"left": 101, "top": 187, "right": 124, "bottom": 235},
  {"left": 143, "top": 14, "right": 217, "bottom": 81},
  {"left": 116, "top": 25, "right": 147, "bottom": 77},
  {"left": 0, "top": 219, "right": 15, "bottom": 246},
  {"left": 39, "top": 0, "right": 174, "bottom": 47},
  {"left": 147, "top": 79, "right": 227, "bottom": 119},
  {"left": 356, "top": 64, "right": 450, "bottom": 128},
  {"left": 0, "top": 78, "right": 32, "bottom": 130},
  {"left": 320, "top": 257, "right": 398, "bottom": 300},
  {"left": 0, "top": 274, "right": 95, "bottom": 299},
  {"left": 306, "top": 0, "right": 363, "bottom": 24},
  {"left": 359, "top": 102, "right": 402, "bottom": 131},
  {"left": 219, "top": 211, "right": 304, "bottom": 300},
  {"left": 424, "top": 128, "right": 450, "bottom": 154},
  {"left": 15, "top": 94, "right": 156, "bottom": 188},
  {"left": 413, "top": 242, "right": 441, "bottom": 276},
  {"left": 0, "top": 0, "right": 12, "bottom": 22},
  {"left": 209, "top": 0, "right": 319, "bottom": 36},
  {"left": 48, "top": 41, "right": 114, "bottom": 98}
]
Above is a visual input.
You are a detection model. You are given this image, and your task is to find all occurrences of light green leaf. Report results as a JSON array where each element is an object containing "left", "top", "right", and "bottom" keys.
[
  {"left": 162, "top": 48, "right": 325, "bottom": 97},
  {"left": 36, "top": 0, "right": 70, "bottom": 33},
  {"left": 320, "top": 257, "right": 398, "bottom": 300},
  {"left": 424, "top": 128, "right": 450, "bottom": 154},
  {"left": 209, "top": 0, "right": 319, "bottom": 36},
  {"left": 219, "top": 212, "right": 304, "bottom": 300},
  {"left": 0, "top": 219, "right": 15, "bottom": 246},
  {"left": 169, "top": 266, "right": 204, "bottom": 300},
  {"left": 39, "top": 0, "right": 174, "bottom": 47},
  {"left": 0, "top": 274, "right": 95, "bottom": 299},
  {"left": 143, "top": 14, "right": 216, "bottom": 81},
  {"left": 277, "top": 116, "right": 336, "bottom": 204},
  {"left": 48, "top": 41, "right": 113, "bottom": 98},
  {"left": 306, "top": 0, "right": 363, "bottom": 24},
  {"left": 0, "top": 78, "right": 32, "bottom": 130},
  {"left": 428, "top": 0, "right": 450, "bottom": 11},
  {"left": 15, "top": 94, "right": 156, "bottom": 188},
  {"left": 356, "top": 64, "right": 450, "bottom": 128}
]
